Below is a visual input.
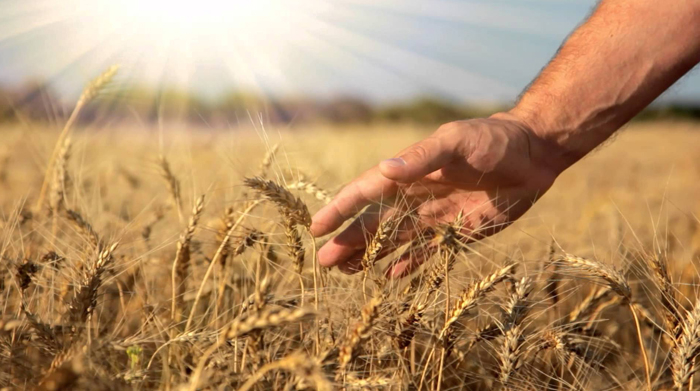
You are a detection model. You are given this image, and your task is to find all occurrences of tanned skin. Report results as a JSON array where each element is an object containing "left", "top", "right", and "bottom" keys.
[{"left": 310, "top": 0, "right": 700, "bottom": 278}]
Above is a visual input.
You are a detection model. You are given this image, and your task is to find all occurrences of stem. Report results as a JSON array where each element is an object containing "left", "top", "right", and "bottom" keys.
[
  {"left": 689, "top": 358, "right": 695, "bottom": 391},
  {"left": 629, "top": 303, "right": 652, "bottom": 391},
  {"left": 418, "top": 347, "right": 437, "bottom": 391},
  {"left": 237, "top": 360, "right": 290, "bottom": 391},
  {"left": 437, "top": 347, "right": 445, "bottom": 391},
  {"left": 187, "top": 339, "right": 224, "bottom": 391},
  {"left": 308, "top": 230, "right": 321, "bottom": 356},
  {"left": 362, "top": 270, "right": 369, "bottom": 303},
  {"left": 184, "top": 201, "right": 260, "bottom": 332},
  {"left": 170, "top": 252, "right": 180, "bottom": 323}
]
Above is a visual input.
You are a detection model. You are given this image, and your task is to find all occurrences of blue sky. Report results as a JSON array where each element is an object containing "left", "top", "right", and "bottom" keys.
[{"left": 0, "top": 0, "right": 698, "bottom": 104}]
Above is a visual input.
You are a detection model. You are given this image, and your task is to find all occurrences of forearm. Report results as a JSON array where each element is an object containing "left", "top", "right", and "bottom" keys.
[{"left": 510, "top": 0, "right": 700, "bottom": 171}]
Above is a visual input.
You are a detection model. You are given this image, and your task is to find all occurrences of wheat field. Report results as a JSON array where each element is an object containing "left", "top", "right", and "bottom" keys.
[{"left": 1, "top": 79, "right": 700, "bottom": 391}]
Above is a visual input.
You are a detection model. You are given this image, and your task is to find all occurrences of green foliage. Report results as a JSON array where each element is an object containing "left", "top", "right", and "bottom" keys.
[{"left": 126, "top": 345, "right": 142, "bottom": 372}]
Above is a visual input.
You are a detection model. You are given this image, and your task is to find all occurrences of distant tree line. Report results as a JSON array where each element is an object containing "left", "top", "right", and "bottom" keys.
[{"left": 1, "top": 81, "right": 699, "bottom": 127}]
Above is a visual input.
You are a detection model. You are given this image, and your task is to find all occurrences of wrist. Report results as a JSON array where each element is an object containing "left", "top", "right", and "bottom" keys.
[
  {"left": 491, "top": 109, "right": 578, "bottom": 177},
  {"left": 507, "top": 104, "right": 590, "bottom": 173}
]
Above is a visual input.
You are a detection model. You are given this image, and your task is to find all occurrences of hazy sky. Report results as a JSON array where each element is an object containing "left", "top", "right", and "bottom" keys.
[{"left": 0, "top": 0, "right": 698, "bottom": 103}]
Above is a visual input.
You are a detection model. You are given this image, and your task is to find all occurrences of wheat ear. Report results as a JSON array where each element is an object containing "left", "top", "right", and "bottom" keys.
[
  {"left": 159, "top": 155, "right": 183, "bottom": 223},
  {"left": 498, "top": 324, "right": 524, "bottom": 388},
  {"left": 283, "top": 216, "right": 305, "bottom": 275},
  {"left": 225, "top": 306, "right": 316, "bottom": 338},
  {"left": 465, "top": 277, "right": 533, "bottom": 355},
  {"left": 259, "top": 143, "right": 279, "bottom": 178},
  {"left": 65, "top": 209, "right": 101, "bottom": 248},
  {"left": 439, "top": 264, "right": 515, "bottom": 340},
  {"left": 545, "top": 241, "right": 560, "bottom": 305},
  {"left": 557, "top": 254, "right": 651, "bottom": 391},
  {"left": 339, "top": 295, "right": 382, "bottom": 371},
  {"left": 170, "top": 195, "right": 205, "bottom": 322},
  {"left": 496, "top": 277, "right": 533, "bottom": 387},
  {"left": 424, "top": 222, "right": 461, "bottom": 299},
  {"left": 646, "top": 251, "right": 681, "bottom": 340},
  {"left": 287, "top": 173, "right": 333, "bottom": 204},
  {"left": 397, "top": 303, "right": 426, "bottom": 349},
  {"left": 49, "top": 137, "right": 71, "bottom": 214},
  {"left": 361, "top": 215, "right": 399, "bottom": 294},
  {"left": 66, "top": 242, "right": 119, "bottom": 326},
  {"left": 35, "top": 65, "right": 118, "bottom": 211},
  {"left": 244, "top": 176, "right": 311, "bottom": 227},
  {"left": 556, "top": 254, "right": 630, "bottom": 301},
  {"left": 672, "top": 299, "right": 700, "bottom": 390},
  {"left": 237, "top": 351, "right": 331, "bottom": 391}
]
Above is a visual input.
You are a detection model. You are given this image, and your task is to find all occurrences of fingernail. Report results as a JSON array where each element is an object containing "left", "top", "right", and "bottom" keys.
[{"left": 382, "top": 157, "right": 406, "bottom": 168}]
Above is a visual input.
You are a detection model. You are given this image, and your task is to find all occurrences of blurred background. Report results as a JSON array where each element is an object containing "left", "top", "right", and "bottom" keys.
[{"left": 2, "top": 0, "right": 699, "bottom": 128}]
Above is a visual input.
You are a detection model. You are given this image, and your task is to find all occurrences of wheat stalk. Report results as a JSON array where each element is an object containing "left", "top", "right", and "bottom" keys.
[
  {"left": 184, "top": 200, "right": 261, "bottom": 332},
  {"left": 396, "top": 303, "right": 426, "bottom": 349},
  {"left": 66, "top": 242, "right": 119, "bottom": 327},
  {"left": 567, "top": 286, "right": 612, "bottom": 326},
  {"left": 346, "top": 374, "right": 393, "bottom": 389},
  {"left": 439, "top": 264, "right": 515, "bottom": 340},
  {"left": 49, "top": 137, "right": 71, "bottom": 214},
  {"left": 259, "top": 143, "right": 279, "bottom": 178},
  {"left": 361, "top": 217, "right": 398, "bottom": 273},
  {"left": 339, "top": 295, "right": 382, "bottom": 371},
  {"left": 35, "top": 65, "right": 118, "bottom": 211},
  {"left": 237, "top": 351, "right": 331, "bottom": 391},
  {"left": 283, "top": 216, "right": 305, "bottom": 275},
  {"left": 360, "top": 215, "right": 400, "bottom": 295},
  {"left": 159, "top": 155, "right": 183, "bottom": 222},
  {"left": 65, "top": 209, "right": 100, "bottom": 248},
  {"left": 646, "top": 251, "right": 681, "bottom": 340},
  {"left": 556, "top": 253, "right": 651, "bottom": 391},
  {"left": 216, "top": 207, "right": 236, "bottom": 265},
  {"left": 0, "top": 318, "right": 22, "bottom": 334},
  {"left": 171, "top": 195, "right": 205, "bottom": 322},
  {"left": 225, "top": 306, "right": 316, "bottom": 338},
  {"left": 556, "top": 254, "right": 630, "bottom": 302},
  {"left": 465, "top": 277, "right": 533, "bottom": 354},
  {"left": 495, "top": 277, "right": 533, "bottom": 387},
  {"left": 545, "top": 242, "right": 560, "bottom": 305},
  {"left": 234, "top": 229, "right": 260, "bottom": 257}
]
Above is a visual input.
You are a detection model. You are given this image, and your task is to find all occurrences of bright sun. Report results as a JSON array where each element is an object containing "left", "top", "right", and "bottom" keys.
[
  {"left": 94, "top": 0, "right": 300, "bottom": 41},
  {"left": 51, "top": 0, "right": 331, "bottom": 94},
  {"left": 1, "top": 0, "right": 525, "bottom": 102}
]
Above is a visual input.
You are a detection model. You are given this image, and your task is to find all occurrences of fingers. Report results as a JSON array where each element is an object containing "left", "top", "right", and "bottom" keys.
[
  {"left": 318, "top": 206, "right": 422, "bottom": 269},
  {"left": 317, "top": 205, "right": 383, "bottom": 268},
  {"left": 385, "top": 239, "right": 436, "bottom": 279},
  {"left": 379, "top": 136, "right": 455, "bottom": 183},
  {"left": 310, "top": 167, "right": 399, "bottom": 237}
]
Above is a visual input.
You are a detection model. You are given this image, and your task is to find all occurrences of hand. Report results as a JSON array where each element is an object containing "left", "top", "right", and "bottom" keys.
[{"left": 310, "top": 112, "right": 566, "bottom": 278}]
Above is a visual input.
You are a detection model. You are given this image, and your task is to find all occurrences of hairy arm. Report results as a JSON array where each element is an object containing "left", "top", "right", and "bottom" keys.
[
  {"left": 311, "top": 0, "right": 700, "bottom": 276},
  {"left": 512, "top": 0, "right": 700, "bottom": 171}
]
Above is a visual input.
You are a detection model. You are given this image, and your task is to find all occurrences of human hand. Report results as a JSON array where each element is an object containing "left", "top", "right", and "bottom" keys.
[{"left": 310, "top": 112, "right": 568, "bottom": 278}]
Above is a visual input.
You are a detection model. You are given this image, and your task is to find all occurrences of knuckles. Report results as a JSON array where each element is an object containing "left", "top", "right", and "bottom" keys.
[{"left": 405, "top": 140, "right": 433, "bottom": 163}]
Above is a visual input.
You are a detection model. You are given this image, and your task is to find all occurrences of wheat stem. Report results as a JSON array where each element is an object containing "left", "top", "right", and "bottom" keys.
[{"left": 184, "top": 200, "right": 260, "bottom": 332}]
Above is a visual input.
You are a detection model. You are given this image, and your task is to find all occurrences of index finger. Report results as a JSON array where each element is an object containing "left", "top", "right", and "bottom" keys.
[{"left": 310, "top": 166, "right": 399, "bottom": 237}]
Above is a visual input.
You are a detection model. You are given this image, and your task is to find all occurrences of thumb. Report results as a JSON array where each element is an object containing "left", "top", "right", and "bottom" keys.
[{"left": 379, "top": 136, "right": 453, "bottom": 183}]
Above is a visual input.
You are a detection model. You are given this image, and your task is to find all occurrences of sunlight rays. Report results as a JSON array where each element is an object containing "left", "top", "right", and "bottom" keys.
[{"left": 0, "top": 0, "right": 585, "bottom": 106}]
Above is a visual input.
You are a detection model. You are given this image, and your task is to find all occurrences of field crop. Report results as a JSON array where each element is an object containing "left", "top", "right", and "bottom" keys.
[{"left": 1, "top": 77, "right": 700, "bottom": 390}]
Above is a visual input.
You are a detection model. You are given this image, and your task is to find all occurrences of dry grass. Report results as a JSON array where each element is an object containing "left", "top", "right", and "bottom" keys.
[{"left": 1, "top": 80, "right": 700, "bottom": 390}]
